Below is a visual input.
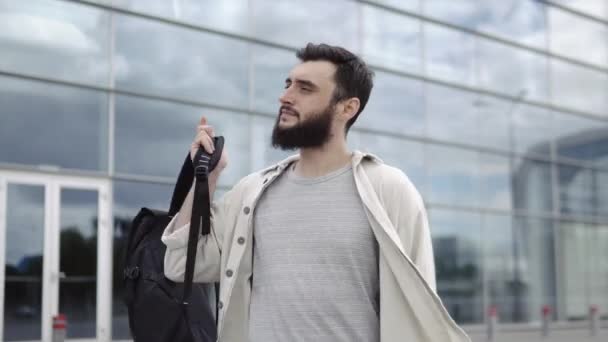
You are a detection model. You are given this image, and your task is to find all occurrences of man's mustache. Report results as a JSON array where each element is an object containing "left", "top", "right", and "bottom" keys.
[{"left": 279, "top": 106, "right": 300, "bottom": 117}]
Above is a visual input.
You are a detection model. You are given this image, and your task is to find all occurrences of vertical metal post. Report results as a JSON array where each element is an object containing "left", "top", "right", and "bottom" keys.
[
  {"left": 541, "top": 305, "right": 551, "bottom": 337},
  {"left": 486, "top": 305, "right": 498, "bottom": 342},
  {"left": 589, "top": 305, "right": 599, "bottom": 337},
  {"left": 52, "top": 314, "right": 67, "bottom": 342}
]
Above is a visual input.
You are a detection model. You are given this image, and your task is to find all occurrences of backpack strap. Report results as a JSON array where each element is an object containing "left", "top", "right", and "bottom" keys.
[{"left": 180, "top": 137, "right": 224, "bottom": 305}]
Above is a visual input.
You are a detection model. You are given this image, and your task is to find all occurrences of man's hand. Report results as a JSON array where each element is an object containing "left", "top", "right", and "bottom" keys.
[{"left": 191, "top": 116, "right": 228, "bottom": 179}]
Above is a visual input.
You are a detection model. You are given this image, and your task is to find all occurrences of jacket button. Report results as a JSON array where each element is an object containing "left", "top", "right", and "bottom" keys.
[
  {"left": 237, "top": 237, "right": 245, "bottom": 245},
  {"left": 243, "top": 206, "right": 250, "bottom": 214},
  {"left": 218, "top": 301, "right": 224, "bottom": 309},
  {"left": 226, "top": 270, "right": 234, "bottom": 278}
]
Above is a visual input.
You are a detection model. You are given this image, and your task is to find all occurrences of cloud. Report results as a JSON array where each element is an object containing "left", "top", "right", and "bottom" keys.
[
  {"left": 252, "top": 0, "right": 359, "bottom": 52},
  {"left": 112, "top": 14, "right": 249, "bottom": 108},
  {"left": 549, "top": 7, "right": 608, "bottom": 68},
  {"left": 0, "top": 13, "right": 100, "bottom": 53}
]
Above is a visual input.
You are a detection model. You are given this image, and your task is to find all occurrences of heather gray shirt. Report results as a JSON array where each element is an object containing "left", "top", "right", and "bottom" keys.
[{"left": 249, "top": 162, "right": 379, "bottom": 342}]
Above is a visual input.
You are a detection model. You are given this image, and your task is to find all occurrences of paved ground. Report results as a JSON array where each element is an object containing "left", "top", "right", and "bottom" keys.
[{"left": 466, "top": 327, "right": 607, "bottom": 342}]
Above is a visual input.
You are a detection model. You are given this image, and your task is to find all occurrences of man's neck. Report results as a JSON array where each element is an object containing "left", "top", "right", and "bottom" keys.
[{"left": 293, "top": 139, "right": 353, "bottom": 179}]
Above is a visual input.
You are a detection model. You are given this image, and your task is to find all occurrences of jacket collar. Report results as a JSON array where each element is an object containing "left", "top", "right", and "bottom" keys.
[{"left": 260, "top": 150, "right": 383, "bottom": 176}]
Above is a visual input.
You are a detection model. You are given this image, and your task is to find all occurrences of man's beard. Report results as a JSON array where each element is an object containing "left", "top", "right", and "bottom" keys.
[{"left": 271, "top": 103, "right": 335, "bottom": 150}]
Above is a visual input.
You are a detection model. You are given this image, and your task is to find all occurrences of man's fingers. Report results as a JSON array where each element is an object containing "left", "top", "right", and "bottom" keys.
[
  {"left": 195, "top": 134, "right": 214, "bottom": 154},
  {"left": 197, "top": 125, "right": 215, "bottom": 137},
  {"left": 200, "top": 116, "right": 207, "bottom": 126}
]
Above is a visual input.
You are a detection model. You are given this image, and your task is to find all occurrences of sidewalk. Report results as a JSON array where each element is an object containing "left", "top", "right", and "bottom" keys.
[{"left": 466, "top": 328, "right": 607, "bottom": 342}]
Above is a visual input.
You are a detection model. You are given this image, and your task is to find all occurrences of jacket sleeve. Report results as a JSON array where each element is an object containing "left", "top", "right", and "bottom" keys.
[
  {"left": 408, "top": 202, "right": 437, "bottom": 292},
  {"left": 161, "top": 190, "right": 229, "bottom": 283},
  {"left": 384, "top": 168, "right": 437, "bottom": 292}
]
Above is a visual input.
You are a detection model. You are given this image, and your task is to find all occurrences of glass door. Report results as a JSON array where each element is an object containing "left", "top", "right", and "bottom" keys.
[{"left": 0, "top": 171, "right": 111, "bottom": 341}]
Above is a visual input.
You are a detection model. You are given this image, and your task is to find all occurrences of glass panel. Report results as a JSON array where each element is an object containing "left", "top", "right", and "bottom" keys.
[
  {"left": 369, "top": 0, "right": 420, "bottom": 12},
  {"left": 0, "top": 0, "right": 110, "bottom": 85},
  {"left": 114, "top": 14, "right": 249, "bottom": 108},
  {"left": 3, "top": 184, "right": 45, "bottom": 341},
  {"left": 425, "top": 23, "right": 476, "bottom": 86},
  {"left": 110, "top": 0, "right": 249, "bottom": 35},
  {"left": 252, "top": 0, "right": 359, "bottom": 52},
  {"left": 424, "top": 0, "right": 547, "bottom": 49},
  {"left": 589, "top": 226, "right": 608, "bottom": 315},
  {"left": 482, "top": 214, "right": 516, "bottom": 322},
  {"left": 513, "top": 217, "right": 557, "bottom": 322},
  {"left": 598, "top": 170, "right": 608, "bottom": 219},
  {"left": 0, "top": 76, "right": 108, "bottom": 171},
  {"left": 553, "top": 111, "right": 608, "bottom": 166},
  {"left": 426, "top": 84, "right": 477, "bottom": 145},
  {"left": 427, "top": 144, "right": 479, "bottom": 207},
  {"left": 252, "top": 46, "right": 298, "bottom": 114},
  {"left": 556, "top": 220, "right": 593, "bottom": 320},
  {"left": 550, "top": 0, "right": 608, "bottom": 20},
  {"left": 479, "top": 153, "right": 512, "bottom": 210},
  {"left": 512, "top": 105, "right": 552, "bottom": 158},
  {"left": 362, "top": 5, "right": 421, "bottom": 72},
  {"left": 512, "top": 158, "right": 553, "bottom": 214},
  {"left": 549, "top": 6, "right": 608, "bottom": 67},
  {"left": 352, "top": 133, "right": 426, "bottom": 196},
  {"left": 430, "top": 209, "right": 483, "bottom": 324},
  {"left": 359, "top": 72, "right": 425, "bottom": 136},
  {"left": 558, "top": 164, "right": 594, "bottom": 218},
  {"left": 477, "top": 38, "right": 549, "bottom": 103},
  {"left": 112, "top": 181, "right": 173, "bottom": 340},
  {"left": 475, "top": 95, "right": 512, "bottom": 152},
  {"left": 59, "top": 188, "right": 98, "bottom": 338},
  {"left": 551, "top": 59, "right": 608, "bottom": 117},
  {"left": 114, "top": 95, "right": 251, "bottom": 186}
]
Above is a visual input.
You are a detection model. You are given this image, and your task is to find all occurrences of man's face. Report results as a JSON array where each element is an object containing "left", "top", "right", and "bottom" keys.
[{"left": 271, "top": 61, "right": 339, "bottom": 150}]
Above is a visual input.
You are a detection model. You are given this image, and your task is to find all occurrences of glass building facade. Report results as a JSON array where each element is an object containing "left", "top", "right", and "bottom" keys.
[{"left": 0, "top": 0, "right": 607, "bottom": 340}]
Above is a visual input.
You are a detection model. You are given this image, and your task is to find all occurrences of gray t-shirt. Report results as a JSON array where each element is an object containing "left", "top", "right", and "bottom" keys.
[{"left": 249, "top": 163, "right": 379, "bottom": 342}]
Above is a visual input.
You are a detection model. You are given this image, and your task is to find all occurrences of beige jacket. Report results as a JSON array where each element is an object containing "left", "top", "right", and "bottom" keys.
[{"left": 162, "top": 151, "right": 471, "bottom": 342}]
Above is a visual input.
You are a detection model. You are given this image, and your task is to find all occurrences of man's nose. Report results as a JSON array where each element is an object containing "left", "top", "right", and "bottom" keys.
[{"left": 279, "top": 86, "right": 294, "bottom": 105}]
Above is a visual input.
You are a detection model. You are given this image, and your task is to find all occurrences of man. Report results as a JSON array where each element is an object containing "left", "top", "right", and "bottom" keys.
[{"left": 162, "top": 43, "right": 470, "bottom": 342}]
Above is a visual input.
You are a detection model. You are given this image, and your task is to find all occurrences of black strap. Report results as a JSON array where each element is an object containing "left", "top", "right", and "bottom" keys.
[
  {"left": 168, "top": 153, "right": 195, "bottom": 217},
  {"left": 182, "top": 175, "right": 211, "bottom": 304}
]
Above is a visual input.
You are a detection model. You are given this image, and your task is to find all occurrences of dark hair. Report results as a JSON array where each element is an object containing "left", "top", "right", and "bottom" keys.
[{"left": 296, "top": 43, "right": 374, "bottom": 134}]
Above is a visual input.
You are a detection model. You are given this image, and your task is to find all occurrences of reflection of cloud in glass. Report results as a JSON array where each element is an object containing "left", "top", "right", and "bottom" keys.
[
  {"left": 113, "top": 0, "right": 249, "bottom": 35},
  {"left": 551, "top": 0, "right": 608, "bottom": 20},
  {"left": 427, "top": 144, "right": 479, "bottom": 207},
  {"left": 551, "top": 59, "right": 608, "bottom": 117},
  {"left": 425, "top": 23, "right": 476, "bottom": 86},
  {"left": 478, "top": 39, "right": 548, "bottom": 103},
  {"left": 0, "top": 0, "right": 109, "bottom": 85},
  {"left": 426, "top": 84, "right": 478, "bottom": 145},
  {"left": 359, "top": 72, "right": 425, "bottom": 136},
  {"left": 352, "top": 132, "right": 426, "bottom": 196},
  {"left": 60, "top": 189, "right": 99, "bottom": 239},
  {"left": 114, "top": 95, "right": 252, "bottom": 185},
  {"left": 252, "top": 0, "right": 359, "bottom": 52},
  {"left": 0, "top": 77, "right": 108, "bottom": 171},
  {"left": 549, "top": 7, "right": 608, "bottom": 67},
  {"left": 6, "top": 184, "right": 45, "bottom": 266},
  {"left": 114, "top": 14, "right": 249, "bottom": 108},
  {"left": 252, "top": 46, "right": 298, "bottom": 113},
  {"left": 424, "top": 0, "right": 547, "bottom": 48},
  {"left": 362, "top": 5, "right": 421, "bottom": 72}
]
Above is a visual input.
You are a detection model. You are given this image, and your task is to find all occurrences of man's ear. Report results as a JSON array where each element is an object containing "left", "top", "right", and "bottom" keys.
[{"left": 340, "top": 97, "right": 361, "bottom": 122}]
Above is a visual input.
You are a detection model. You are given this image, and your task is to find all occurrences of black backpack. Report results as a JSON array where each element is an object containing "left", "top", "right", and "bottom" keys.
[{"left": 123, "top": 138, "right": 225, "bottom": 342}]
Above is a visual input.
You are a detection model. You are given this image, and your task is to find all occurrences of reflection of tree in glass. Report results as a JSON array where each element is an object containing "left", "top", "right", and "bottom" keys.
[{"left": 60, "top": 227, "right": 96, "bottom": 277}]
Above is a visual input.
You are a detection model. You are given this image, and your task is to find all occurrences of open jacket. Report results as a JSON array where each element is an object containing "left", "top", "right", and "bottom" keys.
[{"left": 162, "top": 151, "right": 471, "bottom": 342}]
